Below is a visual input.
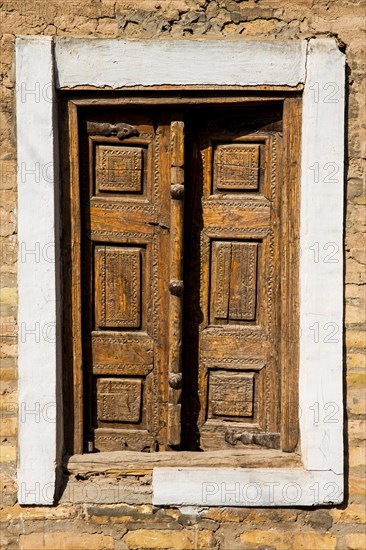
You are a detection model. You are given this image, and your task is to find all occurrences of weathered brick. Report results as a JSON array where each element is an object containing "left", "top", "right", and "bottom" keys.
[
  {"left": 349, "top": 446, "right": 366, "bottom": 468},
  {"left": 1, "top": 504, "right": 77, "bottom": 521},
  {"left": 304, "top": 509, "right": 333, "bottom": 531},
  {"left": 85, "top": 503, "right": 158, "bottom": 524},
  {"left": 347, "top": 354, "right": 366, "bottom": 369},
  {"left": 345, "top": 303, "right": 366, "bottom": 324},
  {"left": 245, "top": 509, "right": 298, "bottom": 524},
  {"left": 19, "top": 532, "right": 115, "bottom": 550},
  {"left": 0, "top": 443, "right": 16, "bottom": 462},
  {"left": 346, "top": 330, "right": 366, "bottom": 349},
  {"left": 0, "top": 367, "right": 17, "bottom": 382},
  {"left": 0, "top": 414, "right": 17, "bottom": 436},
  {"left": 332, "top": 503, "right": 366, "bottom": 524},
  {"left": 0, "top": 160, "right": 16, "bottom": 190},
  {"left": 0, "top": 317, "right": 17, "bottom": 338},
  {"left": 349, "top": 474, "right": 366, "bottom": 497},
  {"left": 0, "top": 382, "right": 17, "bottom": 413},
  {"left": 123, "top": 529, "right": 215, "bottom": 549},
  {"left": 345, "top": 258, "right": 366, "bottom": 285},
  {"left": 345, "top": 533, "right": 366, "bottom": 550},
  {"left": 0, "top": 473, "right": 17, "bottom": 507},
  {"left": 96, "top": 18, "right": 118, "bottom": 35},
  {"left": 348, "top": 419, "right": 366, "bottom": 441},
  {"left": 203, "top": 507, "right": 245, "bottom": 522},
  {"left": 240, "top": 530, "right": 336, "bottom": 549},
  {"left": 348, "top": 387, "right": 366, "bottom": 415},
  {"left": 347, "top": 372, "right": 366, "bottom": 387}
]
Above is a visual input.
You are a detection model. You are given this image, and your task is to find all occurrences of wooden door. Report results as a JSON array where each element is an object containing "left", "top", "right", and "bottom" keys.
[
  {"left": 65, "top": 98, "right": 299, "bottom": 454},
  {"left": 182, "top": 105, "right": 285, "bottom": 451},
  {"left": 73, "top": 109, "right": 184, "bottom": 452}
]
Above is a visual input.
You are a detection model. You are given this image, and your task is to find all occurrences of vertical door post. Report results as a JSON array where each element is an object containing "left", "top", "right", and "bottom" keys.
[{"left": 167, "top": 120, "right": 185, "bottom": 447}]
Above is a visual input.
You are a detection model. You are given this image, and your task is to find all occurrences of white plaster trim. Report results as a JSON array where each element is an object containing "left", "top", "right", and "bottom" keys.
[
  {"left": 16, "top": 36, "right": 62, "bottom": 505},
  {"left": 153, "top": 469, "right": 343, "bottom": 507},
  {"left": 299, "top": 39, "right": 345, "bottom": 475},
  {"left": 54, "top": 39, "right": 307, "bottom": 88},
  {"left": 16, "top": 37, "right": 344, "bottom": 506}
]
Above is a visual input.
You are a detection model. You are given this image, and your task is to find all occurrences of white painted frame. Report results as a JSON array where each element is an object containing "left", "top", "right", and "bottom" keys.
[{"left": 16, "top": 38, "right": 345, "bottom": 506}]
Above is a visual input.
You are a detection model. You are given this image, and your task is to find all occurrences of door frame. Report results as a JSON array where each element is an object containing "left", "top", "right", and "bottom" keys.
[
  {"left": 16, "top": 37, "right": 345, "bottom": 505},
  {"left": 63, "top": 95, "right": 300, "bottom": 456}
]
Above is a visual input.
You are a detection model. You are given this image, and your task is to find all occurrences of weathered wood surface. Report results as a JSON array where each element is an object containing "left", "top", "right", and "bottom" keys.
[
  {"left": 167, "top": 119, "right": 185, "bottom": 447},
  {"left": 65, "top": 98, "right": 300, "bottom": 454},
  {"left": 66, "top": 449, "right": 301, "bottom": 474},
  {"left": 68, "top": 109, "right": 175, "bottom": 452},
  {"left": 281, "top": 97, "right": 301, "bottom": 452},
  {"left": 184, "top": 110, "right": 284, "bottom": 450},
  {"left": 68, "top": 101, "right": 84, "bottom": 455}
]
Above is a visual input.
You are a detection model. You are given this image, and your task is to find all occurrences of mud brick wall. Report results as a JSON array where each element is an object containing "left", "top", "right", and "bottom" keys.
[{"left": 0, "top": 1, "right": 365, "bottom": 549}]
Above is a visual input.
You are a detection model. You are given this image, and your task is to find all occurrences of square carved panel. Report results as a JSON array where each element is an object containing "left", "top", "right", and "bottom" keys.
[
  {"left": 97, "top": 378, "right": 142, "bottom": 423},
  {"left": 214, "top": 144, "right": 260, "bottom": 191},
  {"left": 209, "top": 371, "right": 255, "bottom": 418},
  {"left": 96, "top": 145, "right": 143, "bottom": 193}
]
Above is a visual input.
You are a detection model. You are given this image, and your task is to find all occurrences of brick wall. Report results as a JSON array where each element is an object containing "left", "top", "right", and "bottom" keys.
[{"left": 0, "top": 1, "right": 365, "bottom": 548}]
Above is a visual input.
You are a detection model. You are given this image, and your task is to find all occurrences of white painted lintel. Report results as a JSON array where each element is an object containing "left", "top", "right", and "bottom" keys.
[{"left": 54, "top": 39, "right": 307, "bottom": 89}]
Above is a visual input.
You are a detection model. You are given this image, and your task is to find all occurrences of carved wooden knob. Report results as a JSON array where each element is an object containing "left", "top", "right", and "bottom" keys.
[
  {"left": 86, "top": 121, "right": 139, "bottom": 140},
  {"left": 171, "top": 184, "right": 185, "bottom": 200},
  {"left": 169, "top": 373, "right": 182, "bottom": 389},
  {"left": 169, "top": 280, "right": 184, "bottom": 296}
]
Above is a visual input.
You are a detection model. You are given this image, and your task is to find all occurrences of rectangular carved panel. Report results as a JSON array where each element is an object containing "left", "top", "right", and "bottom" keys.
[
  {"left": 229, "top": 242, "right": 258, "bottom": 320},
  {"left": 214, "top": 144, "right": 260, "bottom": 191},
  {"left": 95, "top": 246, "right": 141, "bottom": 328},
  {"left": 96, "top": 145, "right": 143, "bottom": 193},
  {"left": 97, "top": 378, "right": 142, "bottom": 423},
  {"left": 209, "top": 371, "right": 255, "bottom": 418},
  {"left": 210, "top": 241, "right": 258, "bottom": 323},
  {"left": 91, "top": 333, "right": 153, "bottom": 376}
]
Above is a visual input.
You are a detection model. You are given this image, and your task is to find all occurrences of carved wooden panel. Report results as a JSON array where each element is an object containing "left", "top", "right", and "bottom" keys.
[
  {"left": 210, "top": 241, "right": 258, "bottom": 323},
  {"left": 97, "top": 378, "right": 142, "bottom": 423},
  {"left": 73, "top": 110, "right": 185, "bottom": 453},
  {"left": 95, "top": 145, "right": 143, "bottom": 193},
  {"left": 95, "top": 246, "right": 141, "bottom": 329},
  {"left": 209, "top": 371, "right": 255, "bottom": 418},
  {"left": 91, "top": 333, "right": 153, "bottom": 376},
  {"left": 181, "top": 108, "right": 286, "bottom": 452},
  {"left": 66, "top": 102, "right": 299, "bottom": 455},
  {"left": 214, "top": 143, "right": 260, "bottom": 191}
]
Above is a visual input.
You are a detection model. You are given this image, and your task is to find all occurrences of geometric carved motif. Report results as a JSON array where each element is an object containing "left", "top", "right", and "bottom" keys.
[
  {"left": 211, "top": 241, "right": 258, "bottom": 323},
  {"left": 209, "top": 371, "right": 254, "bottom": 417},
  {"left": 214, "top": 144, "right": 260, "bottom": 191},
  {"left": 97, "top": 378, "right": 142, "bottom": 422},
  {"left": 96, "top": 145, "right": 143, "bottom": 193},
  {"left": 95, "top": 246, "right": 141, "bottom": 328}
]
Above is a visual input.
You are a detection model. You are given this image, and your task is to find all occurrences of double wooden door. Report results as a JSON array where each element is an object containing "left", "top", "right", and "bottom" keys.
[{"left": 66, "top": 99, "right": 299, "bottom": 454}]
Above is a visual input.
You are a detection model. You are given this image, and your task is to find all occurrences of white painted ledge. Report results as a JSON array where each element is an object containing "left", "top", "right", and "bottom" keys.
[
  {"left": 16, "top": 37, "right": 345, "bottom": 506},
  {"left": 153, "top": 469, "right": 343, "bottom": 507}
]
